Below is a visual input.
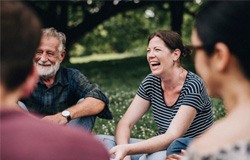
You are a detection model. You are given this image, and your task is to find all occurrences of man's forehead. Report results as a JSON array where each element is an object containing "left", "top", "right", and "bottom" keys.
[{"left": 39, "top": 36, "right": 60, "bottom": 48}]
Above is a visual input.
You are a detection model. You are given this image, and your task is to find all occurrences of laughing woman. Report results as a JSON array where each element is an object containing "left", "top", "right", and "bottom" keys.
[{"left": 99, "top": 30, "right": 214, "bottom": 160}]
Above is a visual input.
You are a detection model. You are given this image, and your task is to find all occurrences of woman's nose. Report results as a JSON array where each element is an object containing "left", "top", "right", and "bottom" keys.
[{"left": 148, "top": 51, "right": 156, "bottom": 58}]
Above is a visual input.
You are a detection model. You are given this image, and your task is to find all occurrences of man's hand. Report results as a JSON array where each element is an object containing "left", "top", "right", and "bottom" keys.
[
  {"left": 166, "top": 150, "right": 186, "bottom": 160},
  {"left": 42, "top": 113, "right": 68, "bottom": 125}
]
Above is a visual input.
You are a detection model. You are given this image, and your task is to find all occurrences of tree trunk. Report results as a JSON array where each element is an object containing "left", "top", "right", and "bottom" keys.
[{"left": 169, "top": 1, "right": 184, "bottom": 35}]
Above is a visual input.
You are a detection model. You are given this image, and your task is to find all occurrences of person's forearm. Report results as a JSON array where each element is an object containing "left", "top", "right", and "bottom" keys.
[
  {"left": 115, "top": 121, "right": 132, "bottom": 145},
  {"left": 127, "top": 133, "right": 176, "bottom": 155},
  {"left": 67, "top": 97, "right": 105, "bottom": 119}
]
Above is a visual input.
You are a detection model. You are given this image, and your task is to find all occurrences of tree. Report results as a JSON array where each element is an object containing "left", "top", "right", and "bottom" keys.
[{"left": 26, "top": 0, "right": 197, "bottom": 62}]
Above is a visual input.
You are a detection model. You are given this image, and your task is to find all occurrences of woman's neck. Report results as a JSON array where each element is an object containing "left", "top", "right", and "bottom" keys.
[
  {"left": 221, "top": 76, "right": 250, "bottom": 114},
  {"left": 161, "top": 67, "right": 186, "bottom": 91}
]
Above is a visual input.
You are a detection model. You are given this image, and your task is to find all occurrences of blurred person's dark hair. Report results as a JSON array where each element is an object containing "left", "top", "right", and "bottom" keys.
[
  {"left": 195, "top": 1, "right": 250, "bottom": 79},
  {"left": 1, "top": 1, "right": 41, "bottom": 91}
]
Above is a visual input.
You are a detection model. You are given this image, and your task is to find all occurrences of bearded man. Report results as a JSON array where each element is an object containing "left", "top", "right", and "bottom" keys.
[{"left": 20, "top": 27, "right": 112, "bottom": 131}]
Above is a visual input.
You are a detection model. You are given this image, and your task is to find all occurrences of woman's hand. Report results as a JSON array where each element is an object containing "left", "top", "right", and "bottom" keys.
[
  {"left": 110, "top": 144, "right": 130, "bottom": 160},
  {"left": 123, "top": 156, "right": 132, "bottom": 160},
  {"left": 166, "top": 150, "right": 186, "bottom": 160}
]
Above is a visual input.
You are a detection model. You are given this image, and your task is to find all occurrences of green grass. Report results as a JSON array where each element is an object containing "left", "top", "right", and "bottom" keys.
[{"left": 65, "top": 55, "right": 225, "bottom": 139}]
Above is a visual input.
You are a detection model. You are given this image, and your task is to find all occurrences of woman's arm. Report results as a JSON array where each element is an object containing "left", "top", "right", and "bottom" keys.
[
  {"left": 115, "top": 95, "right": 151, "bottom": 145},
  {"left": 110, "top": 105, "right": 197, "bottom": 160}
]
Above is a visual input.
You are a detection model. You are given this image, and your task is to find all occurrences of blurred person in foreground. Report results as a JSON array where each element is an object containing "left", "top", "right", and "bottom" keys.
[
  {"left": 19, "top": 27, "right": 112, "bottom": 132},
  {"left": 0, "top": 1, "right": 109, "bottom": 159},
  {"left": 99, "top": 30, "right": 214, "bottom": 160},
  {"left": 167, "top": 1, "right": 250, "bottom": 160}
]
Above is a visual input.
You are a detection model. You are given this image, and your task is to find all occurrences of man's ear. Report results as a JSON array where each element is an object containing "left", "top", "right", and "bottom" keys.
[
  {"left": 213, "top": 42, "right": 231, "bottom": 72},
  {"left": 59, "top": 51, "right": 66, "bottom": 63},
  {"left": 21, "top": 68, "right": 39, "bottom": 98}
]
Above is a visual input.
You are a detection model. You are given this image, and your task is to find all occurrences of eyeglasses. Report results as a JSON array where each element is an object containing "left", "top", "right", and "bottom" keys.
[
  {"left": 185, "top": 45, "right": 206, "bottom": 61},
  {"left": 186, "top": 45, "right": 205, "bottom": 53}
]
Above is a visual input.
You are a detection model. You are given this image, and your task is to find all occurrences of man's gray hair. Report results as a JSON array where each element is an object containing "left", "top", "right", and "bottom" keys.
[{"left": 42, "top": 27, "right": 66, "bottom": 55}]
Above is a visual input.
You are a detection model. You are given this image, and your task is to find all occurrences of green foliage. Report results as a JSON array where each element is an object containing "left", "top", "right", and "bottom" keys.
[
  {"left": 28, "top": 1, "right": 203, "bottom": 61},
  {"left": 68, "top": 4, "right": 84, "bottom": 27},
  {"left": 211, "top": 98, "right": 226, "bottom": 121},
  {"left": 70, "top": 1, "right": 201, "bottom": 58},
  {"left": 73, "top": 7, "right": 154, "bottom": 56},
  {"left": 70, "top": 4, "right": 163, "bottom": 56},
  {"left": 65, "top": 56, "right": 226, "bottom": 139},
  {"left": 182, "top": 2, "right": 201, "bottom": 45},
  {"left": 182, "top": 13, "right": 195, "bottom": 45}
]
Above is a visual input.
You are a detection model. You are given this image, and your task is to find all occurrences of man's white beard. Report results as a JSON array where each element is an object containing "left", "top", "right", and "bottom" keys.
[{"left": 35, "top": 60, "right": 60, "bottom": 79}]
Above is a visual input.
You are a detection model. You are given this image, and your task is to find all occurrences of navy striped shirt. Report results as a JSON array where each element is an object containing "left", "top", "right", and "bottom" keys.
[{"left": 137, "top": 71, "right": 214, "bottom": 137}]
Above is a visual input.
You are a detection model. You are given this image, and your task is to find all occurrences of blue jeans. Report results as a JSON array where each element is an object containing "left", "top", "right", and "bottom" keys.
[
  {"left": 166, "top": 137, "right": 194, "bottom": 156},
  {"left": 97, "top": 135, "right": 166, "bottom": 160},
  {"left": 18, "top": 100, "right": 95, "bottom": 132},
  {"left": 67, "top": 115, "right": 95, "bottom": 132}
]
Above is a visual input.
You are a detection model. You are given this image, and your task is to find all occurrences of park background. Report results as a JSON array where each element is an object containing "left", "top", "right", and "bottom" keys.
[{"left": 27, "top": 0, "right": 225, "bottom": 139}]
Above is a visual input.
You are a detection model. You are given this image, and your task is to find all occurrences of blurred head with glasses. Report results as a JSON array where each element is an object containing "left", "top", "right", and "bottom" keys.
[{"left": 190, "top": 1, "right": 250, "bottom": 97}]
